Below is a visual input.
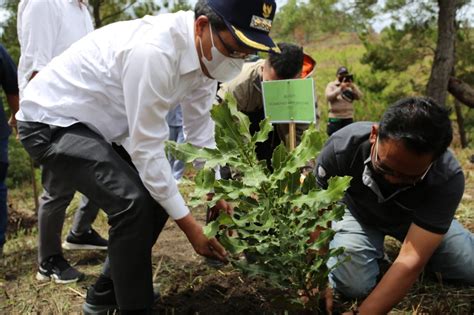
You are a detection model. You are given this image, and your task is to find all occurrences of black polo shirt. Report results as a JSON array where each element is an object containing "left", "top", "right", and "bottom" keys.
[{"left": 315, "top": 122, "right": 464, "bottom": 234}]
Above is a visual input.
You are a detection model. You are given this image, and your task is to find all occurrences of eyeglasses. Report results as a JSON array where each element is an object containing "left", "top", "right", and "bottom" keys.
[
  {"left": 371, "top": 136, "right": 432, "bottom": 185},
  {"left": 210, "top": 25, "right": 250, "bottom": 59}
]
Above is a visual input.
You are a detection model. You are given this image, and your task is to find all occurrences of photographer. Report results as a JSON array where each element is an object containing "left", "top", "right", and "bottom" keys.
[{"left": 325, "top": 66, "right": 363, "bottom": 135}]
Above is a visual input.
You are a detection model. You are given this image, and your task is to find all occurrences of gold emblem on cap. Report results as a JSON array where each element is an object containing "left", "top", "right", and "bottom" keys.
[
  {"left": 250, "top": 15, "right": 272, "bottom": 32},
  {"left": 262, "top": 3, "right": 272, "bottom": 19}
]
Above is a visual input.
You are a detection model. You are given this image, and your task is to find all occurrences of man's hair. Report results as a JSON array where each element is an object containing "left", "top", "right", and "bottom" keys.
[
  {"left": 194, "top": 0, "right": 227, "bottom": 31},
  {"left": 378, "top": 97, "right": 452, "bottom": 158},
  {"left": 268, "top": 43, "right": 304, "bottom": 79}
]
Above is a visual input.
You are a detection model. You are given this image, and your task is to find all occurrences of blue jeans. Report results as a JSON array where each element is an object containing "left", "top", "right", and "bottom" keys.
[
  {"left": 328, "top": 209, "right": 474, "bottom": 298},
  {"left": 0, "top": 137, "right": 9, "bottom": 248}
]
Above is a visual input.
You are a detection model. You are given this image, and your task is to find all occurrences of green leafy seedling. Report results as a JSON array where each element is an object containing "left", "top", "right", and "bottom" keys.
[{"left": 166, "top": 96, "right": 351, "bottom": 311}]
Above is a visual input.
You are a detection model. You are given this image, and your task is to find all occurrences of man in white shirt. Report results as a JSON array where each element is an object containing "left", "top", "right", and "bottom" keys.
[
  {"left": 16, "top": 0, "right": 279, "bottom": 313},
  {"left": 17, "top": 0, "right": 107, "bottom": 285}
]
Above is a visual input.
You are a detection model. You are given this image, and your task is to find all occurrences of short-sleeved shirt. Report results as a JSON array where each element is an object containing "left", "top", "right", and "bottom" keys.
[
  {"left": 315, "top": 122, "right": 464, "bottom": 234},
  {"left": 325, "top": 79, "right": 362, "bottom": 119},
  {"left": 0, "top": 45, "right": 19, "bottom": 141}
]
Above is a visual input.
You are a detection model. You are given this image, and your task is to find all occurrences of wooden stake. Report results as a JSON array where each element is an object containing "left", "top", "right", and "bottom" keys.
[{"left": 288, "top": 121, "right": 296, "bottom": 151}]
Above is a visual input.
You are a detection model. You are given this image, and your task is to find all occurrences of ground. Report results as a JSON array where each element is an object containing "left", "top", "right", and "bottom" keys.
[{"left": 0, "top": 146, "right": 473, "bottom": 314}]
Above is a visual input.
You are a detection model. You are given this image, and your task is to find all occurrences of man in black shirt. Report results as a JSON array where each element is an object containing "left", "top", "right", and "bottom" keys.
[{"left": 315, "top": 97, "right": 473, "bottom": 314}]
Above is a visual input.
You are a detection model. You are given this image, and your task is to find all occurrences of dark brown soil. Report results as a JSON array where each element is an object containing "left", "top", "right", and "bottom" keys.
[
  {"left": 6, "top": 204, "right": 37, "bottom": 235},
  {"left": 150, "top": 205, "right": 337, "bottom": 315},
  {"left": 154, "top": 266, "right": 299, "bottom": 315}
]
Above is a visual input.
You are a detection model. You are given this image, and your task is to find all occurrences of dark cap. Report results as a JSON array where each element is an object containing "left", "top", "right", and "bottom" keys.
[
  {"left": 337, "top": 66, "right": 349, "bottom": 75},
  {"left": 207, "top": 0, "right": 280, "bottom": 53}
]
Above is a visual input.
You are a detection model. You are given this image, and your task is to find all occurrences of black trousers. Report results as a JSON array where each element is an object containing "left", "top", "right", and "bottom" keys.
[
  {"left": 327, "top": 118, "right": 353, "bottom": 136},
  {"left": 18, "top": 121, "right": 168, "bottom": 310}
]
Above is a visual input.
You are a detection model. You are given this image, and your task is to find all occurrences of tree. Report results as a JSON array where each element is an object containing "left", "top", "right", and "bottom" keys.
[
  {"left": 88, "top": 0, "right": 161, "bottom": 28},
  {"left": 426, "top": 0, "right": 458, "bottom": 105},
  {"left": 449, "top": 77, "right": 474, "bottom": 108},
  {"left": 358, "top": 0, "right": 474, "bottom": 147},
  {"left": 273, "top": 0, "right": 355, "bottom": 43},
  {"left": 170, "top": 0, "right": 192, "bottom": 13}
]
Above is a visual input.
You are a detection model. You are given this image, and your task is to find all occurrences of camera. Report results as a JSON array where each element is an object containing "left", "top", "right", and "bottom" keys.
[
  {"left": 341, "top": 89, "right": 355, "bottom": 102},
  {"left": 341, "top": 74, "right": 353, "bottom": 83}
]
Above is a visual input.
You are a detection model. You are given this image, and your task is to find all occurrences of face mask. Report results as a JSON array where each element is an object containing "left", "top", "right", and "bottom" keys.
[
  {"left": 362, "top": 160, "right": 410, "bottom": 203},
  {"left": 199, "top": 23, "right": 244, "bottom": 82}
]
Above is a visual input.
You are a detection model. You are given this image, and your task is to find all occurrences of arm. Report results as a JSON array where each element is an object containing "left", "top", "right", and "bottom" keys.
[
  {"left": 175, "top": 212, "right": 227, "bottom": 261},
  {"left": 357, "top": 224, "right": 443, "bottom": 314},
  {"left": 325, "top": 81, "right": 341, "bottom": 102},
  {"left": 314, "top": 136, "right": 343, "bottom": 189},
  {"left": 121, "top": 43, "right": 227, "bottom": 261},
  {"left": 18, "top": 1, "right": 59, "bottom": 77},
  {"left": 351, "top": 83, "right": 363, "bottom": 100},
  {"left": 6, "top": 94, "right": 19, "bottom": 134},
  {"left": 29, "top": 71, "right": 38, "bottom": 81}
]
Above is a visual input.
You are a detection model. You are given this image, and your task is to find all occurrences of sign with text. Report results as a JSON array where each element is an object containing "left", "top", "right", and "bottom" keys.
[{"left": 262, "top": 78, "right": 316, "bottom": 123}]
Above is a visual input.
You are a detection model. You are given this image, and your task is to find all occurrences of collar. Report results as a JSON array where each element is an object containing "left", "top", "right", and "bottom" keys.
[
  {"left": 362, "top": 156, "right": 412, "bottom": 203},
  {"left": 253, "top": 72, "right": 262, "bottom": 94},
  {"left": 252, "top": 59, "right": 266, "bottom": 94},
  {"left": 179, "top": 12, "right": 202, "bottom": 75}
]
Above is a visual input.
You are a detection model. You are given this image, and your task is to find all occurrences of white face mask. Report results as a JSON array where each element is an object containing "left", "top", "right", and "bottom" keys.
[{"left": 199, "top": 23, "right": 244, "bottom": 82}]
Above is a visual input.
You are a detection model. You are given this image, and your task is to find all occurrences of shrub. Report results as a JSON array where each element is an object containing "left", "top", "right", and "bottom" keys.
[
  {"left": 7, "top": 136, "right": 32, "bottom": 188},
  {"left": 167, "top": 97, "right": 351, "bottom": 311}
]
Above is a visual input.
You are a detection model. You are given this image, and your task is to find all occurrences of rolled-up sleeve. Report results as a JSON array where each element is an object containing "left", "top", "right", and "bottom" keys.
[{"left": 122, "top": 43, "right": 189, "bottom": 220}]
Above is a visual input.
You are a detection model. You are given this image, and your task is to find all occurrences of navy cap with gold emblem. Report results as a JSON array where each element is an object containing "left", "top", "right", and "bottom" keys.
[{"left": 207, "top": 0, "right": 280, "bottom": 53}]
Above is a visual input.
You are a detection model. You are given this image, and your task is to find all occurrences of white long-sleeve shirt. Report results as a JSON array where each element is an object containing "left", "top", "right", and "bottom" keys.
[
  {"left": 16, "top": 11, "right": 218, "bottom": 220},
  {"left": 17, "top": 0, "right": 94, "bottom": 97}
]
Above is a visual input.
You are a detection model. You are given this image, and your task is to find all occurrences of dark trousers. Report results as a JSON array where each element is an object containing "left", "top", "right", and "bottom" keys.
[
  {"left": 0, "top": 137, "right": 8, "bottom": 248},
  {"left": 38, "top": 167, "right": 100, "bottom": 263},
  {"left": 18, "top": 121, "right": 168, "bottom": 310},
  {"left": 327, "top": 118, "right": 353, "bottom": 136}
]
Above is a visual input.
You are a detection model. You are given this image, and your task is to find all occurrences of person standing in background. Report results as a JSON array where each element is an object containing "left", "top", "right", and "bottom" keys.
[
  {"left": 17, "top": 0, "right": 107, "bottom": 284},
  {"left": 166, "top": 105, "right": 186, "bottom": 182},
  {"left": 217, "top": 42, "right": 316, "bottom": 166},
  {"left": 325, "top": 66, "right": 363, "bottom": 136},
  {"left": 0, "top": 45, "right": 20, "bottom": 258}
]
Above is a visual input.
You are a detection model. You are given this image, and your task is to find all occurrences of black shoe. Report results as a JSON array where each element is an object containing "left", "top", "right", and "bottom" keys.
[
  {"left": 82, "top": 283, "right": 161, "bottom": 314},
  {"left": 62, "top": 228, "right": 108, "bottom": 250},
  {"left": 82, "top": 284, "right": 118, "bottom": 315},
  {"left": 36, "top": 255, "right": 84, "bottom": 284}
]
